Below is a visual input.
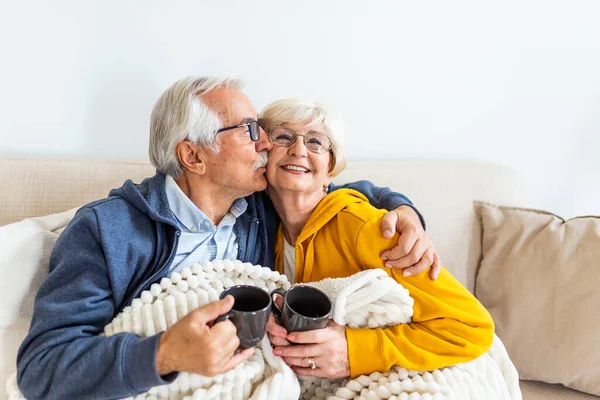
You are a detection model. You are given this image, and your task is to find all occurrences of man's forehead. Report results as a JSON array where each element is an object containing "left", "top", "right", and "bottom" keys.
[{"left": 203, "top": 87, "right": 257, "bottom": 123}]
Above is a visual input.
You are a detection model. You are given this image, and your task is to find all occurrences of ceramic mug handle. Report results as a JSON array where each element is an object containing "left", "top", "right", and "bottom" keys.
[
  {"left": 270, "top": 288, "right": 287, "bottom": 320},
  {"left": 214, "top": 312, "right": 233, "bottom": 324}
]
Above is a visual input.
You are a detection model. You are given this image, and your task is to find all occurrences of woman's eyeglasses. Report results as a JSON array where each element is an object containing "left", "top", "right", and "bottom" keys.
[{"left": 267, "top": 126, "right": 332, "bottom": 154}]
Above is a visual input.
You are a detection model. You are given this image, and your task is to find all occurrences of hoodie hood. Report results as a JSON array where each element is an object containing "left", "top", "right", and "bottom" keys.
[
  {"left": 109, "top": 172, "right": 178, "bottom": 226},
  {"left": 296, "top": 188, "right": 368, "bottom": 244},
  {"left": 107, "top": 171, "right": 273, "bottom": 269},
  {"left": 274, "top": 188, "right": 372, "bottom": 283}
]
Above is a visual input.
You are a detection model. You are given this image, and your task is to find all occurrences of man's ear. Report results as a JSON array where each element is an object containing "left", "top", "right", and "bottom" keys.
[{"left": 176, "top": 141, "right": 206, "bottom": 175}]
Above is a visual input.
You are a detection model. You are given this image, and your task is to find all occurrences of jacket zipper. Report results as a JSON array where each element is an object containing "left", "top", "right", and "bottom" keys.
[
  {"left": 246, "top": 218, "right": 259, "bottom": 262},
  {"left": 123, "top": 216, "right": 258, "bottom": 307},
  {"left": 122, "top": 229, "right": 181, "bottom": 308}
]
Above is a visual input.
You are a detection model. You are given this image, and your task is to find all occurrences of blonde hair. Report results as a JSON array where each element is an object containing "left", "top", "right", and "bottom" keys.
[
  {"left": 149, "top": 76, "right": 242, "bottom": 179},
  {"left": 259, "top": 99, "right": 347, "bottom": 177}
]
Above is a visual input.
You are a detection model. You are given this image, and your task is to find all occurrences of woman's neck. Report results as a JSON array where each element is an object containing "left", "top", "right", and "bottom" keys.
[{"left": 269, "top": 188, "right": 326, "bottom": 245}]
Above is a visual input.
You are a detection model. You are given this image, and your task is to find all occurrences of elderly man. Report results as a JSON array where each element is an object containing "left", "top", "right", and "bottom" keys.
[{"left": 17, "top": 76, "right": 440, "bottom": 399}]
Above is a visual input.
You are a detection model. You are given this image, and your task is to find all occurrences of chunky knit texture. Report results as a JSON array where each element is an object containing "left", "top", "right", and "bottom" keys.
[{"left": 7, "top": 261, "right": 520, "bottom": 400}]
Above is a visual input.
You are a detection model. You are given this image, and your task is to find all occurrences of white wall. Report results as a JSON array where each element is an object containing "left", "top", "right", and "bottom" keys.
[{"left": 1, "top": 0, "right": 599, "bottom": 217}]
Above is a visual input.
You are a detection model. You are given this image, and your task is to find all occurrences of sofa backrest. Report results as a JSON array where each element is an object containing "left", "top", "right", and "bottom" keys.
[
  {"left": 0, "top": 157, "right": 156, "bottom": 226},
  {"left": 0, "top": 157, "right": 528, "bottom": 290}
]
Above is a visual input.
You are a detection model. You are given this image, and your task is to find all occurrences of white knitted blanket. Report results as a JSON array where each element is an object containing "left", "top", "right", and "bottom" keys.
[{"left": 7, "top": 261, "right": 521, "bottom": 400}]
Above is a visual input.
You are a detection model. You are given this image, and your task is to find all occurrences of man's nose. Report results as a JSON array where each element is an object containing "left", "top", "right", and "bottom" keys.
[{"left": 256, "top": 127, "right": 273, "bottom": 152}]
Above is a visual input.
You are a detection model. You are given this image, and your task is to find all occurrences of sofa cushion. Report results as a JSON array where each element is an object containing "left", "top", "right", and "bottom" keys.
[
  {"left": 521, "top": 380, "right": 600, "bottom": 400},
  {"left": 0, "top": 208, "right": 77, "bottom": 394},
  {"left": 475, "top": 202, "right": 600, "bottom": 396}
]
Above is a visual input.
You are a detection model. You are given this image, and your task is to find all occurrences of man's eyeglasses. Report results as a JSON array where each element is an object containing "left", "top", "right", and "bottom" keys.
[
  {"left": 267, "top": 126, "right": 332, "bottom": 154},
  {"left": 215, "top": 120, "right": 260, "bottom": 141}
]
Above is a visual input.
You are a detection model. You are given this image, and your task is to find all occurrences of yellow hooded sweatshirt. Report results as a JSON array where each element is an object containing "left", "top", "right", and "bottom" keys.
[{"left": 274, "top": 189, "right": 494, "bottom": 378}]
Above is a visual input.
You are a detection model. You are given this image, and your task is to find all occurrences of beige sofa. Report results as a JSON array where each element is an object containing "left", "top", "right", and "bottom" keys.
[{"left": 0, "top": 156, "right": 597, "bottom": 400}]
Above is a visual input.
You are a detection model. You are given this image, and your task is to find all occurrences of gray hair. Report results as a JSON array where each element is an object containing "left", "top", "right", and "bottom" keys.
[
  {"left": 149, "top": 76, "right": 243, "bottom": 179},
  {"left": 259, "top": 99, "right": 347, "bottom": 177}
]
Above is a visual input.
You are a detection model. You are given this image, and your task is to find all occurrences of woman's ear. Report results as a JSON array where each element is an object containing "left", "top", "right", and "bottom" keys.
[
  {"left": 176, "top": 141, "right": 206, "bottom": 175},
  {"left": 328, "top": 151, "right": 336, "bottom": 174}
]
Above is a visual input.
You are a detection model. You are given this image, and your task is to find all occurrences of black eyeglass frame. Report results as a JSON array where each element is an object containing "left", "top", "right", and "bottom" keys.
[{"left": 214, "top": 120, "right": 260, "bottom": 141}]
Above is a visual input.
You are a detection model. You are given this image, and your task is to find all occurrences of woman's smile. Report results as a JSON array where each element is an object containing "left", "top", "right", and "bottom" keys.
[{"left": 281, "top": 164, "right": 311, "bottom": 174}]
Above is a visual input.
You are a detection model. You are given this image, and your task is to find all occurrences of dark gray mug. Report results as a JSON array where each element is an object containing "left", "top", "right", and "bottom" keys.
[
  {"left": 215, "top": 285, "right": 271, "bottom": 348},
  {"left": 270, "top": 285, "right": 332, "bottom": 333}
]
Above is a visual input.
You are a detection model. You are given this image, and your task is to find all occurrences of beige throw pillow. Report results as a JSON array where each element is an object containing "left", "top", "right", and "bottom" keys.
[
  {"left": 0, "top": 208, "right": 78, "bottom": 393},
  {"left": 474, "top": 202, "right": 600, "bottom": 396}
]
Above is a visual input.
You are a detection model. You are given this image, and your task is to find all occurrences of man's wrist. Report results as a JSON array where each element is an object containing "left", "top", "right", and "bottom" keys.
[{"left": 156, "top": 333, "right": 174, "bottom": 376}]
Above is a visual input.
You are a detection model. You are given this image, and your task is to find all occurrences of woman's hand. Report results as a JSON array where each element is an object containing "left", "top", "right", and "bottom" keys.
[
  {"left": 266, "top": 313, "right": 291, "bottom": 347},
  {"left": 267, "top": 294, "right": 291, "bottom": 347},
  {"left": 273, "top": 321, "right": 350, "bottom": 379}
]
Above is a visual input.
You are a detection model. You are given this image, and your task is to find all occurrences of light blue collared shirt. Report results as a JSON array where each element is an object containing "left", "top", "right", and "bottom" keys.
[{"left": 164, "top": 175, "right": 247, "bottom": 272}]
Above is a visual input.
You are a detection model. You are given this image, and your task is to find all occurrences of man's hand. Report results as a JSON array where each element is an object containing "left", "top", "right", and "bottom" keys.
[
  {"left": 380, "top": 205, "right": 441, "bottom": 279},
  {"left": 156, "top": 295, "right": 254, "bottom": 376},
  {"left": 273, "top": 321, "right": 349, "bottom": 379}
]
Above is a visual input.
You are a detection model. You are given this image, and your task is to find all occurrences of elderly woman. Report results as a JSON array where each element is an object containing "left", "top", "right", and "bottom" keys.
[{"left": 262, "top": 99, "right": 495, "bottom": 379}]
